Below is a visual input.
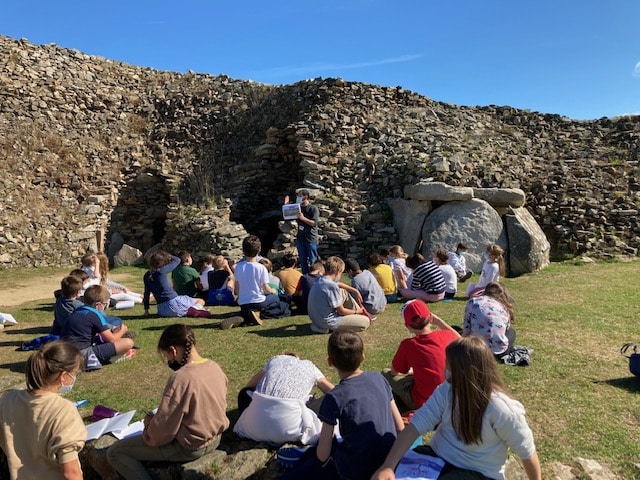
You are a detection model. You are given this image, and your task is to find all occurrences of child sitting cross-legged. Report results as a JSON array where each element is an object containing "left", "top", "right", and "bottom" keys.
[
  {"left": 344, "top": 258, "right": 387, "bottom": 317},
  {"left": 308, "top": 256, "right": 371, "bottom": 334},
  {"left": 61, "top": 285, "right": 136, "bottom": 370},
  {"left": 50, "top": 275, "right": 84, "bottom": 337},
  {"left": 282, "top": 330, "right": 404, "bottom": 480},
  {"left": 382, "top": 299, "right": 460, "bottom": 412}
]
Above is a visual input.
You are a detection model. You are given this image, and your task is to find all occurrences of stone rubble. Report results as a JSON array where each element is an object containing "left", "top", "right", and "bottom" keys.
[{"left": 1, "top": 36, "right": 639, "bottom": 269}]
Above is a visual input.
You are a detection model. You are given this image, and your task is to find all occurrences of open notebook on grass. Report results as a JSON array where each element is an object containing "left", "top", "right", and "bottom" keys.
[
  {"left": 85, "top": 410, "right": 136, "bottom": 441},
  {"left": 394, "top": 449, "right": 445, "bottom": 480}
]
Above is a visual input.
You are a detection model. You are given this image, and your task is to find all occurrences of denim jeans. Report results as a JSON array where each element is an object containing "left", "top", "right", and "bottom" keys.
[{"left": 296, "top": 239, "right": 318, "bottom": 274}]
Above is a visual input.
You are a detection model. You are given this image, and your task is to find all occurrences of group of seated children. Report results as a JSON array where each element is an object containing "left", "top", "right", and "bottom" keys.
[
  {"left": 44, "top": 255, "right": 140, "bottom": 370},
  {"left": 80, "top": 252, "right": 143, "bottom": 309},
  {"left": 3, "top": 273, "right": 538, "bottom": 480},
  {"left": 232, "top": 317, "right": 539, "bottom": 480}
]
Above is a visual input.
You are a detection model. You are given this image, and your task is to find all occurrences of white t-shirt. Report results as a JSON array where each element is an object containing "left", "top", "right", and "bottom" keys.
[
  {"left": 411, "top": 382, "right": 536, "bottom": 480},
  {"left": 199, "top": 266, "right": 213, "bottom": 291},
  {"left": 390, "top": 257, "right": 412, "bottom": 281},
  {"left": 448, "top": 251, "right": 467, "bottom": 274},
  {"left": 438, "top": 264, "right": 457, "bottom": 294},
  {"left": 234, "top": 261, "right": 269, "bottom": 305},
  {"left": 476, "top": 261, "right": 500, "bottom": 289}
]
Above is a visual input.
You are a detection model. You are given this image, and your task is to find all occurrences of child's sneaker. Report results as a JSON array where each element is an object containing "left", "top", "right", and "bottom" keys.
[
  {"left": 112, "top": 348, "right": 137, "bottom": 363},
  {"left": 276, "top": 445, "right": 310, "bottom": 468},
  {"left": 220, "top": 316, "right": 244, "bottom": 330},
  {"left": 248, "top": 310, "right": 262, "bottom": 326}
]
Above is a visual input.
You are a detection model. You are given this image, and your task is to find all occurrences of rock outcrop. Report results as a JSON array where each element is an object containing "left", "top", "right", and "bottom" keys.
[{"left": 0, "top": 35, "right": 638, "bottom": 269}]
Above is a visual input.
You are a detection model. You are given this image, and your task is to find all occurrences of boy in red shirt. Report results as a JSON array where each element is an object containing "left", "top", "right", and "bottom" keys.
[{"left": 383, "top": 300, "right": 460, "bottom": 411}]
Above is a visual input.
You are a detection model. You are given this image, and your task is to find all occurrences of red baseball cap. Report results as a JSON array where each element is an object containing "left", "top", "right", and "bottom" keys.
[{"left": 401, "top": 299, "right": 432, "bottom": 327}]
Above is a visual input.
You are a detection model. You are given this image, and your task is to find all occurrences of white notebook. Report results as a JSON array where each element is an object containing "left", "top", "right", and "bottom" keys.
[
  {"left": 282, "top": 203, "right": 301, "bottom": 220},
  {"left": 85, "top": 410, "right": 136, "bottom": 441}
]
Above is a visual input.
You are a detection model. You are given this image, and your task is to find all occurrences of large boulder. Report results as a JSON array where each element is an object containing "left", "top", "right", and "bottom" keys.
[
  {"left": 387, "top": 198, "right": 430, "bottom": 254},
  {"left": 421, "top": 199, "right": 507, "bottom": 272},
  {"left": 113, "top": 244, "right": 144, "bottom": 267},
  {"left": 505, "top": 206, "right": 551, "bottom": 276}
]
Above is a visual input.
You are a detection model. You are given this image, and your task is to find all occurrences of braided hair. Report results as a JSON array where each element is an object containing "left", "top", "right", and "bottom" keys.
[{"left": 157, "top": 324, "right": 196, "bottom": 367}]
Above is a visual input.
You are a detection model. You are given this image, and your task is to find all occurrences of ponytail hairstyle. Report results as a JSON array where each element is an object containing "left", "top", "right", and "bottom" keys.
[
  {"left": 483, "top": 282, "right": 514, "bottom": 323},
  {"left": 389, "top": 245, "right": 408, "bottom": 259},
  {"left": 25, "top": 341, "right": 82, "bottom": 394},
  {"left": 446, "top": 337, "right": 509, "bottom": 445},
  {"left": 157, "top": 324, "right": 196, "bottom": 368},
  {"left": 486, "top": 244, "right": 505, "bottom": 277}
]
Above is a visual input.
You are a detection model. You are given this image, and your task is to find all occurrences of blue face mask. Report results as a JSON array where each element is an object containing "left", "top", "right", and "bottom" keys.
[
  {"left": 295, "top": 196, "right": 303, "bottom": 204},
  {"left": 58, "top": 372, "right": 77, "bottom": 395},
  {"left": 459, "top": 252, "right": 465, "bottom": 257},
  {"left": 445, "top": 368, "right": 451, "bottom": 383}
]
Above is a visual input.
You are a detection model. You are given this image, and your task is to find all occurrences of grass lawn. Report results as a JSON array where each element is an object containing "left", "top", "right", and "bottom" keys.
[{"left": 0, "top": 260, "right": 639, "bottom": 478}]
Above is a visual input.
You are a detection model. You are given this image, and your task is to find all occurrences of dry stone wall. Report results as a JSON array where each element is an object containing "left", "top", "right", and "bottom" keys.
[{"left": 0, "top": 35, "right": 639, "bottom": 268}]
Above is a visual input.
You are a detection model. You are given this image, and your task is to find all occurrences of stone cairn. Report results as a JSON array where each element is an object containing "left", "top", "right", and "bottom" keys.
[{"left": 1, "top": 36, "right": 639, "bottom": 269}]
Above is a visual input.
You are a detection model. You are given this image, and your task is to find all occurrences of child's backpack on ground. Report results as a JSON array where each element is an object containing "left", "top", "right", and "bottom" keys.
[
  {"left": 261, "top": 296, "right": 292, "bottom": 319},
  {"left": 620, "top": 342, "right": 640, "bottom": 378},
  {"left": 208, "top": 288, "right": 235, "bottom": 306}
]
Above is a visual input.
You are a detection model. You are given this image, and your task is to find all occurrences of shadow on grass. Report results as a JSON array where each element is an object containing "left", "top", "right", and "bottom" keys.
[
  {"left": 0, "top": 361, "right": 26, "bottom": 374},
  {"left": 248, "top": 323, "right": 314, "bottom": 338},
  {"left": 595, "top": 377, "right": 640, "bottom": 393},
  {"left": 3, "top": 326, "right": 50, "bottom": 335},
  {"left": 22, "top": 304, "right": 54, "bottom": 313},
  {"left": 0, "top": 340, "right": 25, "bottom": 348}
]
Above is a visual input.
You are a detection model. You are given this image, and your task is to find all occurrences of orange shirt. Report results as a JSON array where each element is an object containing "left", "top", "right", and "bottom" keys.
[{"left": 275, "top": 267, "right": 303, "bottom": 296}]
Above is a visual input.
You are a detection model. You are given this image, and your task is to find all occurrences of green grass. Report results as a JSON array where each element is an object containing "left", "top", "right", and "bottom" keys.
[{"left": 1, "top": 261, "right": 639, "bottom": 478}]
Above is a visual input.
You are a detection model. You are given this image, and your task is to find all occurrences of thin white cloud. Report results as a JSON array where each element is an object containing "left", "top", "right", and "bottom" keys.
[
  {"left": 633, "top": 61, "right": 640, "bottom": 78},
  {"left": 257, "top": 54, "right": 424, "bottom": 79}
]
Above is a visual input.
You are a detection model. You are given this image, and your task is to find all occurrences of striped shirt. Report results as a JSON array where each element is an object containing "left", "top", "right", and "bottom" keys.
[{"left": 410, "top": 261, "right": 446, "bottom": 294}]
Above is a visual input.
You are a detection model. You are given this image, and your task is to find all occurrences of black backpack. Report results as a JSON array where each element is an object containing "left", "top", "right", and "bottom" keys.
[{"left": 620, "top": 343, "right": 640, "bottom": 378}]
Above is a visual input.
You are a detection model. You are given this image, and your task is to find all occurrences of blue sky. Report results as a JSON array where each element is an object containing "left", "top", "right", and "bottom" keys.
[{"left": 2, "top": 1, "right": 639, "bottom": 120}]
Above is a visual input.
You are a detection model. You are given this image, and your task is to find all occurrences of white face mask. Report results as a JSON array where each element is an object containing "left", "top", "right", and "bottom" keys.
[
  {"left": 59, "top": 372, "right": 77, "bottom": 395},
  {"left": 295, "top": 196, "right": 304, "bottom": 204}
]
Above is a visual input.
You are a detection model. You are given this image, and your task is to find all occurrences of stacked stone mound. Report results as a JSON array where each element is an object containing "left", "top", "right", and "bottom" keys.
[
  {"left": 0, "top": 35, "right": 638, "bottom": 268},
  {"left": 390, "top": 182, "right": 550, "bottom": 275}
]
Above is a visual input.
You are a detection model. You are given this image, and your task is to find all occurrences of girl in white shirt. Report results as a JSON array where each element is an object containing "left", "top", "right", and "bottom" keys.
[
  {"left": 466, "top": 244, "right": 505, "bottom": 298},
  {"left": 371, "top": 336, "right": 541, "bottom": 480}
]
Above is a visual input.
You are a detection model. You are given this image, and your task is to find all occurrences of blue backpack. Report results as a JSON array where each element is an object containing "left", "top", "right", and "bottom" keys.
[{"left": 208, "top": 288, "right": 235, "bottom": 306}]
